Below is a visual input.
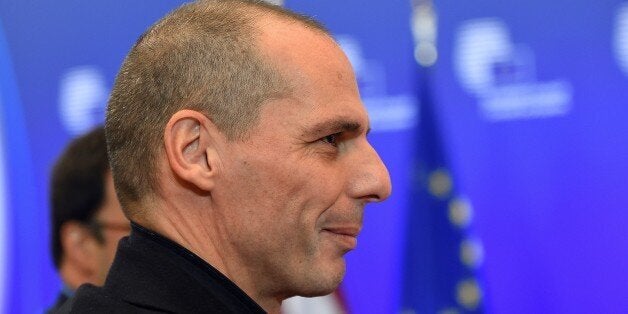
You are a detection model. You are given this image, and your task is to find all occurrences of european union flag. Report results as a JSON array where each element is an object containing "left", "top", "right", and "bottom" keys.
[{"left": 401, "top": 67, "right": 485, "bottom": 314}]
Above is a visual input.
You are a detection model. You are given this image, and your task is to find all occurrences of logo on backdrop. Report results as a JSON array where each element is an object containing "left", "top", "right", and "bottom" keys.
[
  {"left": 337, "top": 35, "right": 417, "bottom": 132},
  {"left": 454, "top": 18, "right": 573, "bottom": 121},
  {"left": 58, "top": 66, "right": 108, "bottom": 136},
  {"left": 615, "top": 3, "right": 628, "bottom": 77}
]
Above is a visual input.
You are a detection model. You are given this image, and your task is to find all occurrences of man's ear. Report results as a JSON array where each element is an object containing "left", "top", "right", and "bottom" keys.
[
  {"left": 163, "top": 109, "right": 220, "bottom": 192},
  {"left": 60, "top": 221, "right": 98, "bottom": 275}
]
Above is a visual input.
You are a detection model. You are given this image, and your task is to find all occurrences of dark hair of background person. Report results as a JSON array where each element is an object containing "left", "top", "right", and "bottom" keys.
[
  {"left": 50, "top": 126, "right": 109, "bottom": 269},
  {"left": 105, "top": 0, "right": 328, "bottom": 215}
]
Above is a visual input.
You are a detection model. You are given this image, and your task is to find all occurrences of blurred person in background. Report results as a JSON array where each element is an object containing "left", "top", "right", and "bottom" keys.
[{"left": 46, "top": 126, "right": 129, "bottom": 313}]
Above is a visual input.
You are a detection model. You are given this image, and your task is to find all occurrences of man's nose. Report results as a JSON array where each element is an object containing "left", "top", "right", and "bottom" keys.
[{"left": 348, "top": 141, "right": 392, "bottom": 203}]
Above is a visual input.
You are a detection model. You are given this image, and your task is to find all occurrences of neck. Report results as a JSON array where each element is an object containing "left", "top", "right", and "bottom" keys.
[{"left": 145, "top": 199, "right": 282, "bottom": 313}]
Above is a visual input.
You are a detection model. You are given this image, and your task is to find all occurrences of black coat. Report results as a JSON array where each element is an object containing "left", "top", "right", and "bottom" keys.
[{"left": 57, "top": 223, "right": 266, "bottom": 313}]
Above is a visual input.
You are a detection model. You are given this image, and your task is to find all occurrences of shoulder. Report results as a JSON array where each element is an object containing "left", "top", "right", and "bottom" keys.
[{"left": 54, "top": 284, "right": 158, "bottom": 314}]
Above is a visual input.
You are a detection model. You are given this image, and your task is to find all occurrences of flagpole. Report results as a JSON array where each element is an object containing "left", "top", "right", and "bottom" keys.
[{"left": 403, "top": 1, "right": 487, "bottom": 313}]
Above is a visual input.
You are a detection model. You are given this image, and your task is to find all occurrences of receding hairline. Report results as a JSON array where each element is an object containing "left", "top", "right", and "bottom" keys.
[
  {"left": 130, "top": 0, "right": 330, "bottom": 68},
  {"left": 238, "top": 0, "right": 329, "bottom": 34}
]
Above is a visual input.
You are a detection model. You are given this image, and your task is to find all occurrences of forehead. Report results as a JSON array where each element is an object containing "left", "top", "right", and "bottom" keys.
[
  {"left": 256, "top": 19, "right": 352, "bottom": 85},
  {"left": 254, "top": 17, "right": 369, "bottom": 131}
]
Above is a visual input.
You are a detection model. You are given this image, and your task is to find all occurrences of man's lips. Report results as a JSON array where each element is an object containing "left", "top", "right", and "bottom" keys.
[
  {"left": 323, "top": 226, "right": 361, "bottom": 237},
  {"left": 322, "top": 226, "right": 361, "bottom": 249}
]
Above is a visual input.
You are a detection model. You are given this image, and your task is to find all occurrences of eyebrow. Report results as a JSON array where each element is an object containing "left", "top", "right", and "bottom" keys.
[{"left": 307, "top": 118, "right": 370, "bottom": 136}]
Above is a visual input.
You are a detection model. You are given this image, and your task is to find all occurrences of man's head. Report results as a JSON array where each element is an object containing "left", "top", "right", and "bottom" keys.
[
  {"left": 106, "top": 0, "right": 325, "bottom": 212},
  {"left": 51, "top": 126, "right": 129, "bottom": 289},
  {"left": 105, "top": 0, "right": 391, "bottom": 310}
]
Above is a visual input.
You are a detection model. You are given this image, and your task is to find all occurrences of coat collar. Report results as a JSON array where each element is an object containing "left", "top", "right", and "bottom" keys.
[{"left": 103, "top": 222, "right": 266, "bottom": 313}]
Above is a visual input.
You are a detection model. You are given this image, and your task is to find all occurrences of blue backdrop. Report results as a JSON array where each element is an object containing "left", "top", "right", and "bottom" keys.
[{"left": 429, "top": 0, "right": 628, "bottom": 313}]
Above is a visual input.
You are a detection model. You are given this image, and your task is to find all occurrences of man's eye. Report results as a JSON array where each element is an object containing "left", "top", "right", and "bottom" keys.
[{"left": 321, "top": 134, "right": 339, "bottom": 147}]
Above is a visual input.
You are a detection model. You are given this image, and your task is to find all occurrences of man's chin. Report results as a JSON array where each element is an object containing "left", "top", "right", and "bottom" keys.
[{"left": 295, "top": 262, "right": 345, "bottom": 297}]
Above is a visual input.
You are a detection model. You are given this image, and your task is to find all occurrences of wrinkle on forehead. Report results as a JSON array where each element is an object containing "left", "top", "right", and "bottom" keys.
[{"left": 252, "top": 16, "right": 356, "bottom": 89}]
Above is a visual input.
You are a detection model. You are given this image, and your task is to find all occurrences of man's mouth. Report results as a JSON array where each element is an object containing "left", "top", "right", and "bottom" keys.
[{"left": 322, "top": 226, "right": 361, "bottom": 250}]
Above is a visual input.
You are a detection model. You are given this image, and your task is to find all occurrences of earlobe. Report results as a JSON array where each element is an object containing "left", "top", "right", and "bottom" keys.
[
  {"left": 164, "top": 110, "right": 220, "bottom": 192},
  {"left": 60, "top": 222, "right": 97, "bottom": 273}
]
